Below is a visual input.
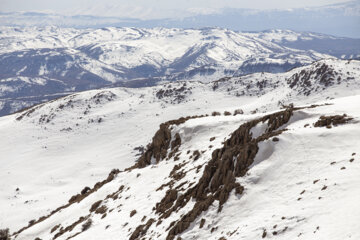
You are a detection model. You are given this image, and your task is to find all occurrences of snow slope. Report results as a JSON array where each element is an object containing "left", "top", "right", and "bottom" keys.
[
  {"left": 0, "top": 59, "right": 359, "bottom": 239},
  {"left": 13, "top": 95, "right": 360, "bottom": 240}
]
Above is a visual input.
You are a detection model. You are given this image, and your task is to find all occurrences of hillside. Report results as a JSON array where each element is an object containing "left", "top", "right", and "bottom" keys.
[{"left": 0, "top": 59, "right": 359, "bottom": 239}]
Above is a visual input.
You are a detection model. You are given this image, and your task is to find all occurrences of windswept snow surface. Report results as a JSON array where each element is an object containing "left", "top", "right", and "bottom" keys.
[{"left": 0, "top": 59, "right": 359, "bottom": 239}]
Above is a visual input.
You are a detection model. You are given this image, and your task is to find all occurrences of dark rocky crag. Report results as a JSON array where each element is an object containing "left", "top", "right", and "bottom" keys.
[
  {"left": 133, "top": 114, "right": 208, "bottom": 169},
  {"left": 164, "top": 109, "right": 293, "bottom": 240},
  {"left": 129, "top": 108, "right": 294, "bottom": 240}
]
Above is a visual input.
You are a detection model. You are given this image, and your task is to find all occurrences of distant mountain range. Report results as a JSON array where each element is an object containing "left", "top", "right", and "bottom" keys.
[
  {"left": 0, "top": 26, "right": 359, "bottom": 116},
  {"left": 1, "top": 1, "right": 359, "bottom": 37}
]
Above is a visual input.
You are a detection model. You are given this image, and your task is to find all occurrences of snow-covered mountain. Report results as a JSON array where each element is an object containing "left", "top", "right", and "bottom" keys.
[
  {"left": 243, "top": 30, "right": 360, "bottom": 60},
  {"left": 2, "top": 26, "right": 360, "bottom": 116},
  {"left": 0, "top": 26, "right": 334, "bottom": 80},
  {"left": 1, "top": 59, "right": 360, "bottom": 239}
]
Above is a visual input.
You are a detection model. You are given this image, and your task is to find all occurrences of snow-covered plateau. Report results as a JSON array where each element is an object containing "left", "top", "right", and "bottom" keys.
[{"left": 0, "top": 58, "right": 359, "bottom": 239}]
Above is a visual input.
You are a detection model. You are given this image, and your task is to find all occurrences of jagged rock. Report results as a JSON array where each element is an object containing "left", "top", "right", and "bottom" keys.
[
  {"left": 163, "top": 109, "right": 293, "bottom": 240},
  {"left": 314, "top": 114, "right": 353, "bottom": 128}
]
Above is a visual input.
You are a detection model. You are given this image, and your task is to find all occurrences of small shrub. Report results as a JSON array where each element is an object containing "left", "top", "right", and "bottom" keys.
[
  {"left": 211, "top": 111, "right": 221, "bottom": 116},
  {"left": 82, "top": 219, "right": 92, "bottom": 231},
  {"left": 224, "top": 111, "right": 231, "bottom": 116}
]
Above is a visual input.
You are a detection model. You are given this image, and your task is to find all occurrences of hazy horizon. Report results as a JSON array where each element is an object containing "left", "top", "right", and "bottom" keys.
[{"left": 0, "top": 0, "right": 359, "bottom": 37}]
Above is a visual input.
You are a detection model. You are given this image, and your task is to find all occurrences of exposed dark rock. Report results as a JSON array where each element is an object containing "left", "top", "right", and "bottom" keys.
[
  {"left": 81, "top": 187, "right": 91, "bottom": 195},
  {"left": 233, "top": 109, "right": 244, "bottom": 115},
  {"left": 287, "top": 63, "right": 339, "bottom": 95},
  {"left": 199, "top": 219, "right": 206, "bottom": 229},
  {"left": 129, "top": 219, "right": 155, "bottom": 240},
  {"left": 0, "top": 228, "right": 10, "bottom": 240},
  {"left": 171, "top": 133, "right": 182, "bottom": 150},
  {"left": 91, "top": 91, "right": 116, "bottom": 104},
  {"left": 89, "top": 200, "right": 102, "bottom": 212},
  {"left": 105, "top": 185, "right": 125, "bottom": 200},
  {"left": 314, "top": 114, "right": 353, "bottom": 128},
  {"left": 155, "top": 84, "right": 191, "bottom": 104},
  {"left": 132, "top": 115, "right": 206, "bottom": 169},
  {"left": 164, "top": 108, "right": 293, "bottom": 240},
  {"left": 133, "top": 146, "right": 145, "bottom": 157},
  {"left": 156, "top": 189, "right": 178, "bottom": 217},
  {"left": 169, "top": 163, "right": 187, "bottom": 181},
  {"left": 95, "top": 205, "right": 108, "bottom": 215},
  {"left": 54, "top": 215, "right": 90, "bottom": 239},
  {"left": 262, "top": 229, "right": 267, "bottom": 238},
  {"left": 130, "top": 210, "right": 137, "bottom": 217},
  {"left": 50, "top": 224, "right": 60, "bottom": 233},
  {"left": 193, "top": 150, "right": 201, "bottom": 161},
  {"left": 81, "top": 219, "right": 92, "bottom": 232}
]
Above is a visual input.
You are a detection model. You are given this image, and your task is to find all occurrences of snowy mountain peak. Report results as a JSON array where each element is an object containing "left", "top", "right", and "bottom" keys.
[{"left": 2, "top": 26, "right": 359, "bottom": 117}]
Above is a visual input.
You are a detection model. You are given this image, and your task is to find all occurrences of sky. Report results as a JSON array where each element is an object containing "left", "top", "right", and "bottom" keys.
[
  {"left": 0, "top": 0, "right": 358, "bottom": 37},
  {"left": 0, "top": 0, "right": 353, "bottom": 19}
]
